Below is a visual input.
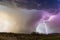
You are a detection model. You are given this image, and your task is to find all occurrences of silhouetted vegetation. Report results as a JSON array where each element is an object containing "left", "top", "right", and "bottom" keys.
[{"left": 0, "top": 32, "right": 59, "bottom": 40}]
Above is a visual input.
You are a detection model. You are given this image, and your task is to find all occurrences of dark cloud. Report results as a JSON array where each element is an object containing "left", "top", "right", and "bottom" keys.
[{"left": 0, "top": 0, "right": 58, "bottom": 9}]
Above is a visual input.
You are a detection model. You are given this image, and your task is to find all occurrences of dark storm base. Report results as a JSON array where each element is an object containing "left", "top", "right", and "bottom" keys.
[{"left": 0, "top": 32, "right": 60, "bottom": 40}]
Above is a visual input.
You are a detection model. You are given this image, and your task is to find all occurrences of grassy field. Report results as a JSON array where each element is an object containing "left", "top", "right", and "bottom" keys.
[{"left": 0, "top": 32, "right": 59, "bottom": 40}]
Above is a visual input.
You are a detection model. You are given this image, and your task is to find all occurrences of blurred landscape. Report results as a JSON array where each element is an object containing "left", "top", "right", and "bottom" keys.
[{"left": 0, "top": 0, "right": 60, "bottom": 40}]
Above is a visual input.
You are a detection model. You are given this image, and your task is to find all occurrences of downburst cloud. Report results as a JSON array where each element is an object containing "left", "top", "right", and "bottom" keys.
[{"left": 0, "top": 0, "right": 59, "bottom": 34}]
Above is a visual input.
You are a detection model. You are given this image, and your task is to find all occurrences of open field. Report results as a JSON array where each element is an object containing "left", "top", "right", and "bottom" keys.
[{"left": 0, "top": 32, "right": 59, "bottom": 40}]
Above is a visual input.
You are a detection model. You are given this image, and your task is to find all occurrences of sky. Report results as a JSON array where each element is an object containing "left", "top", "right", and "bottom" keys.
[
  {"left": 0, "top": 0, "right": 60, "bottom": 34},
  {"left": 0, "top": 4, "right": 41, "bottom": 34}
]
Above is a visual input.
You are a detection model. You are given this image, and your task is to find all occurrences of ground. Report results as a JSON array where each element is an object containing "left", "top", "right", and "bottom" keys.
[{"left": 0, "top": 32, "right": 59, "bottom": 40}]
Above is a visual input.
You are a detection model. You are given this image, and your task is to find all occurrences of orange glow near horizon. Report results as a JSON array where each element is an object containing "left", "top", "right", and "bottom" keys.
[{"left": 0, "top": 11, "right": 17, "bottom": 33}]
